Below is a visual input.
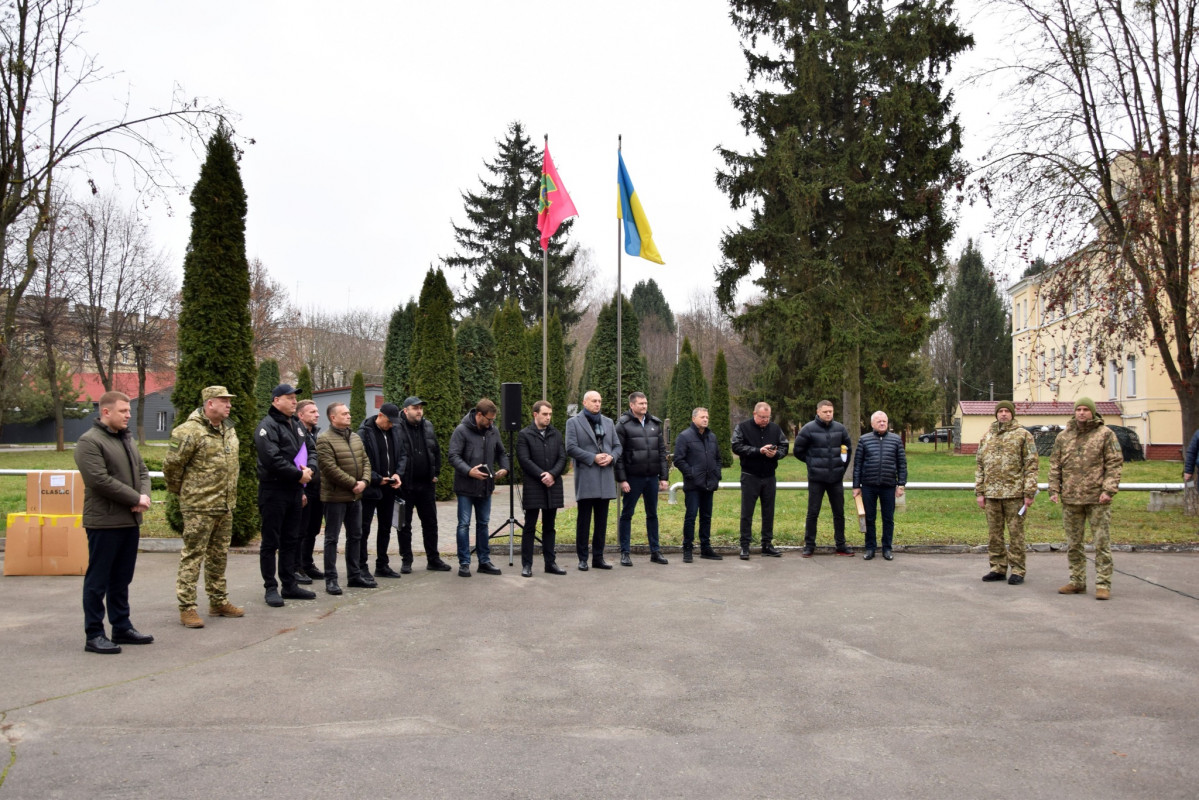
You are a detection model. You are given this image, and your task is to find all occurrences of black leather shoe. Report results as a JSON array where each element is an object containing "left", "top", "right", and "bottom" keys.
[
  {"left": 761, "top": 544, "right": 782, "bottom": 557},
  {"left": 1008, "top": 573, "right": 1024, "bottom": 585},
  {"left": 346, "top": 577, "right": 377, "bottom": 588},
  {"left": 477, "top": 562, "right": 502, "bottom": 575},
  {"left": 521, "top": 565, "right": 533, "bottom": 578},
  {"left": 981, "top": 571, "right": 1007, "bottom": 582},
  {"left": 682, "top": 550, "right": 693, "bottom": 563},
  {"left": 325, "top": 579, "right": 342, "bottom": 595},
  {"left": 428, "top": 560, "right": 453, "bottom": 571},
  {"left": 85, "top": 634, "right": 121, "bottom": 654},
  {"left": 577, "top": 560, "right": 590, "bottom": 571},
  {"left": 303, "top": 565, "right": 325, "bottom": 580},
  {"left": 620, "top": 552, "right": 633, "bottom": 567},
  {"left": 835, "top": 547, "right": 855, "bottom": 556},
  {"left": 400, "top": 561, "right": 413, "bottom": 574},
  {"left": 265, "top": 589, "right": 285, "bottom": 607},
  {"left": 458, "top": 565, "right": 472, "bottom": 577},
  {"left": 650, "top": 551, "right": 669, "bottom": 564},
  {"left": 863, "top": 549, "right": 876, "bottom": 560},
  {"left": 592, "top": 559, "right": 613, "bottom": 569},
  {"left": 294, "top": 571, "right": 313, "bottom": 585},
  {"left": 281, "top": 585, "right": 317, "bottom": 599},
  {"left": 111, "top": 627, "right": 154, "bottom": 645},
  {"left": 700, "top": 549, "right": 724, "bottom": 560},
  {"left": 882, "top": 549, "right": 894, "bottom": 561},
  {"left": 801, "top": 546, "right": 814, "bottom": 558},
  {"left": 375, "top": 566, "right": 403, "bottom": 579},
  {"left": 546, "top": 563, "right": 567, "bottom": 575},
  {"left": 740, "top": 546, "right": 750, "bottom": 560}
]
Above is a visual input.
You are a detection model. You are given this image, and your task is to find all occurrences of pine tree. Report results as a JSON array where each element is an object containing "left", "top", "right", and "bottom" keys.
[
  {"left": 350, "top": 371, "right": 366, "bottom": 430},
  {"left": 295, "top": 364, "right": 313, "bottom": 399},
  {"left": 709, "top": 349, "right": 733, "bottom": 467},
  {"left": 715, "top": 0, "right": 971, "bottom": 434},
  {"left": 580, "top": 295, "right": 649, "bottom": 416},
  {"left": 411, "top": 268, "right": 462, "bottom": 500},
  {"left": 383, "top": 301, "right": 416, "bottom": 403},
  {"left": 255, "top": 359, "right": 279, "bottom": 420},
  {"left": 444, "top": 121, "right": 584, "bottom": 326},
  {"left": 456, "top": 319, "right": 499, "bottom": 416},
  {"left": 630, "top": 278, "right": 675, "bottom": 333},
  {"left": 172, "top": 125, "right": 259, "bottom": 545},
  {"left": 946, "top": 240, "right": 1012, "bottom": 404},
  {"left": 668, "top": 338, "right": 708, "bottom": 440}
]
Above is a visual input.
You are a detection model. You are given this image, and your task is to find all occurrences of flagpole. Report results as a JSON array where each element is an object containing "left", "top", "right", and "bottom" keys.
[
  {"left": 616, "top": 134, "right": 623, "bottom": 414},
  {"left": 542, "top": 134, "right": 549, "bottom": 402}
]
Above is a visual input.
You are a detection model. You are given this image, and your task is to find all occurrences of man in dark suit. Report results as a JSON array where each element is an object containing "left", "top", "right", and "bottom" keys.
[{"left": 516, "top": 400, "right": 567, "bottom": 577}]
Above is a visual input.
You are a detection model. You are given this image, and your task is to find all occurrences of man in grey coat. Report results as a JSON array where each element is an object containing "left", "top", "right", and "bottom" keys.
[{"left": 565, "top": 390, "right": 622, "bottom": 571}]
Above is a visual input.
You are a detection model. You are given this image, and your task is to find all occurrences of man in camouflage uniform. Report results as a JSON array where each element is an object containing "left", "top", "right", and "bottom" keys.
[
  {"left": 164, "top": 386, "right": 243, "bottom": 628},
  {"left": 1049, "top": 397, "right": 1123, "bottom": 600},
  {"left": 975, "top": 400, "right": 1038, "bottom": 585}
]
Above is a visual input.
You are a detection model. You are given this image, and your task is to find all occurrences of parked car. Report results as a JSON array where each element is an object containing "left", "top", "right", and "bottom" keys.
[{"left": 918, "top": 428, "right": 953, "bottom": 443}]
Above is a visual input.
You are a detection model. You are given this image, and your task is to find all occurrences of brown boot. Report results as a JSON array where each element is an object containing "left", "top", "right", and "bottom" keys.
[
  {"left": 1095, "top": 587, "right": 1110, "bottom": 600},
  {"left": 208, "top": 602, "right": 245, "bottom": 618},
  {"left": 180, "top": 608, "right": 205, "bottom": 628},
  {"left": 1058, "top": 583, "right": 1087, "bottom": 595}
]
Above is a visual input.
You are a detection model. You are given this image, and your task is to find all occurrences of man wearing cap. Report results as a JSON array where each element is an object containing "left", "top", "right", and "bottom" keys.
[
  {"left": 254, "top": 384, "right": 316, "bottom": 607},
  {"left": 358, "top": 403, "right": 407, "bottom": 578},
  {"left": 974, "top": 400, "right": 1038, "bottom": 584},
  {"left": 164, "top": 386, "right": 243, "bottom": 628},
  {"left": 396, "top": 397, "right": 450, "bottom": 571},
  {"left": 1049, "top": 398, "right": 1123, "bottom": 600}
]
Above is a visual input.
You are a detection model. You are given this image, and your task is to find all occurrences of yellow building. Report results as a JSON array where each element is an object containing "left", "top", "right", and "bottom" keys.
[{"left": 1006, "top": 272, "right": 1183, "bottom": 460}]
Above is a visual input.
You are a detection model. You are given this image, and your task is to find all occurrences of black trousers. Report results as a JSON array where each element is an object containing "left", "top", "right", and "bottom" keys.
[
  {"left": 805, "top": 479, "right": 846, "bottom": 548},
  {"left": 258, "top": 485, "right": 303, "bottom": 591},
  {"left": 82, "top": 526, "right": 140, "bottom": 638},
  {"left": 361, "top": 487, "right": 398, "bottom": 570},
  {"left": 521, "top": 507, "right": 558, "bottom": 567},
  {"left": 576, "top": 498, "right": 610, "bottom": 562},
  {"left": 740, "top": 473, "right": 777, "bottom": 547},
  {"left": 398, "top": 481, "right": 440, "bottom": 563},
  {"left": 298, "top": 489, "right": 323, "bottom": 571}
]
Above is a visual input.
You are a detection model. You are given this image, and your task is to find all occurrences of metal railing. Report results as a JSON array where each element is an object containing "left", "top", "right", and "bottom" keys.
[{"left": 667, "top": 481, "right": 1184, "bottom": 503}]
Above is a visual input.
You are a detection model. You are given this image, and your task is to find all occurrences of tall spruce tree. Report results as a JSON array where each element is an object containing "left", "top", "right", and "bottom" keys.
[
  {"left": 580, "top": 295, "right": 649, "bottom": 414},
  {"left": 173, "top": 125, "right": 258, "bottom": 545},
  {"left": 456, "top": 319, "right": 499, "bottom": 416},
  {"left": 709, "top": 349, "right": 733, "bottom": 467},
  {"left": 383, "top": 301, "right": 416, "bottom": 403},
  {"left": 630, "top": 278, "right": 676, "bottom": 333},
  {"left": 715, "top": 0, "right": 971, "bottom": 434},
  {"left": 946, "top": 240, "right": 1012, "bottom": 403},
  {"left": 411, "top": 268, "right": 462, "bottom": 500},
  {"left": 444, "top": 121, "right": 584, "bottom": 327},
  {"left": 350, "top": 371, "right": 366, "bottom": 430},
  {"left": 255, "top": 359, "right": 279, "bottom": 420}
]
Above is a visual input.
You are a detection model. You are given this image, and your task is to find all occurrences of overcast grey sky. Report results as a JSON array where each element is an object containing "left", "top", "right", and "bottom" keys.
[{"left": 77, "top": 0, "right": 1011, "bottom": 316}]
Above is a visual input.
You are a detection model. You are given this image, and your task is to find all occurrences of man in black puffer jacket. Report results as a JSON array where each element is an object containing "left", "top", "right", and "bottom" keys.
[
  {"left": 674, "top": 407, "right": 724, "bottom": 562},
  {"left": 358, "top": 403, "right": 407, "bottom": 579},
  {"left": 852, "top": 410, "right": 907, "bottom": 561},
  {"left": 793, "top": 399, "right": 854, "bottom": 557},
  {"left": 615, "top": 392, "right": 670, "bottom": 567}
]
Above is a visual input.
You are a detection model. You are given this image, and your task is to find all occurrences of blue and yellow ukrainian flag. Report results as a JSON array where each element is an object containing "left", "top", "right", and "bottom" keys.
[{"left": 617, "top": 152, "right": 665, "bottom": 264}]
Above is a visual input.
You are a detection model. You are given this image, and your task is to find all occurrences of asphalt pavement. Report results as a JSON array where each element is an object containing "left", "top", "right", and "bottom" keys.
[{"left": 1, "top": 543, "right": 1197, "bottom": 800}]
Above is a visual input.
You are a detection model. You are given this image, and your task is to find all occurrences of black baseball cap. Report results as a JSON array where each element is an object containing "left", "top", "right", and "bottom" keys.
[
  {"left": 403, "top": 396, "right": 425, "bottom": 408},
  {"left": 271, "top": 384, "right": 297, "bottom": 398},
  {"left": 379, "top": 403, "right": 401, "bottom": 422}
]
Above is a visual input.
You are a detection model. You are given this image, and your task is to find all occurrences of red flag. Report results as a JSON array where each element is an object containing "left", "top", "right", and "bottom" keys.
[{"left": 537, "top": 144, "right": 578, "bottom": 250}]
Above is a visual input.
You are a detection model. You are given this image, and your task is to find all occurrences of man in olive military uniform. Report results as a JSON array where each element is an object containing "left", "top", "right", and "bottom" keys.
[
  {"left": 974, "top": 400, "right": 1038, "bottom": 585},
  {"left": 164, "top": 386, "right": 244, "bottom": 628},
  {"left": 1050, "top": 397, "right": 1123, "bottom": 600}
]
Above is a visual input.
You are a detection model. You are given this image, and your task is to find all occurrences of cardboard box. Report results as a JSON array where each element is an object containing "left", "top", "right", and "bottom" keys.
[
  {"left": 25, "top": 471, "right": 86, "bottom": 515},
  {"left": 3, "top": 513, "right": 88, "bottom": 576}
]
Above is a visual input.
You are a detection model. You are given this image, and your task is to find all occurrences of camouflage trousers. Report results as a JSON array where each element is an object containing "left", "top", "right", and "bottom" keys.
[
  {"left": 176, "top": 511, "right": 233, "bottom": 611},
  {"left": 984, "top": 497, "right": 1026, "bottom": 576},
  {"left": 1062, "top": 503, "right": 1113, "bottom": 589}
]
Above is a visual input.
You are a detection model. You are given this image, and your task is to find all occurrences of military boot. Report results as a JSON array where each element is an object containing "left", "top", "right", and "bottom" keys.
[
  {"left": 180, "top": 608, "right": 205, "bottom": 628},
  {"left": 208, "top": 602, "right": 244, "bottom": 618}
]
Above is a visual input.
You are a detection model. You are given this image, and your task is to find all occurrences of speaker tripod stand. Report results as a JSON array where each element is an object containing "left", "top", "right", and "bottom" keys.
[{"left": 489, "top": 428, "right": 538, "bottom": 566}]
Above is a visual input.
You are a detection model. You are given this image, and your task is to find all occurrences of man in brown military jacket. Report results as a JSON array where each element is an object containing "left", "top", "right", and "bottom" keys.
[
  {"left": 1049, "top": 397, "right": 1123, "bottom": 600},
  {"left": 975, "top": 400, "right": 1038, "bottom": 585},
  {"left": 164, "top": 386, "right": 243, "bottom": 628}
]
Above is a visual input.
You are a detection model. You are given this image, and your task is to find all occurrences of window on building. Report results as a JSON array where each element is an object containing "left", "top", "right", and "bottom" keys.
[
  {"left": 1127, "top": 355, "right": 1137, "bottom": 397},
  {"left": 1109, "top": 360, "right": 1119, "bottom": 399},
  {"left": 1085, "top": 340, "right": 1093, "bottom": 372},
  {"left": 156, "top": 411, "right": 167, "bottom": 432},
  {"left": 1060, "top": 346, "right": 1067, "bottom": 378}
]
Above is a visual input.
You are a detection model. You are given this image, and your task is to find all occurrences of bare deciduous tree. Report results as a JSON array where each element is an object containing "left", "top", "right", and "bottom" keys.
[{"left": 249, "top": 257, "right": 297, "bottom": 362}]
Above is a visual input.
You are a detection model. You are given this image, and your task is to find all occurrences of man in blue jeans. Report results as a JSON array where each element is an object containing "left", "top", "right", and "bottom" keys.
[
  {"left": 448, "top": 398, "right": 509, "bottom": 577},
  {"left": 852, "top": 411, "right": 907, "bottom": 561},
  {"left": 615, "top": 392, "right": 670, "bottom": 566}
]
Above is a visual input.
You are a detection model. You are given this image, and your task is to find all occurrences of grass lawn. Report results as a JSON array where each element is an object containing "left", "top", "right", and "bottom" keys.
[
  {"left": 0, "top": 441, "right": 1194, "bottom": 546},
  {"left": 557, "top": 442, "right": 1198, "bottom": 548}
]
